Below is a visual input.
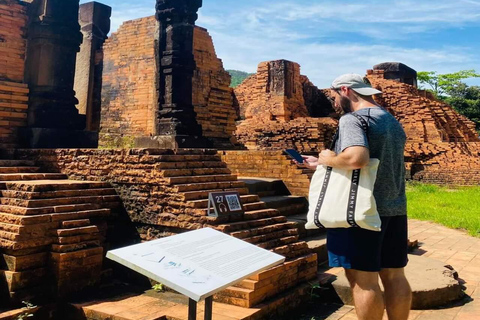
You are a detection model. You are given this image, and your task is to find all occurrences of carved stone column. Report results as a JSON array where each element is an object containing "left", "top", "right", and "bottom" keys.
[
  {"left": 136, "top": 0, "right": 209, "bottom": 149},
  {"left": 22, "top": 0, "right": 98, "bottom": 148},
  {"left": 75, "top": 1, "right": 112, "bottom": 131}
]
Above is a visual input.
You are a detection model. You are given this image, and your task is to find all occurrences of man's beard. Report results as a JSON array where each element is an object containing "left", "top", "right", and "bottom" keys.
[{"left": 340, "top": 96, "right": 353, "bottom": 114}]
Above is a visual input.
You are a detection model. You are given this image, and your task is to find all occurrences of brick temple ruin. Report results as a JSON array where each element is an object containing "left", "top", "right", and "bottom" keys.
[{"left": 0, "top": 0, "right": 478, "bottom": 319}]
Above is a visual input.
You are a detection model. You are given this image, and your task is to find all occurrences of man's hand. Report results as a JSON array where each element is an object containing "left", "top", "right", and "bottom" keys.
[
  {"left": 318, "top": 149, "right": 337, "bottom": 167},
  {"left": 294, "top": 155, "right": 319, "bottom": 170}
]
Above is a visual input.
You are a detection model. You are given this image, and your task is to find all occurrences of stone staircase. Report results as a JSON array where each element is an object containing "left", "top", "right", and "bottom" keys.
[
  {"left": 0, "top": 159, "right": 119, "bottom": 305},
  {"left": 239, "top": 176, "right": 328, "bottom": 265},
  {"left": 1, "top": 148, "right": 319, "bottom": 309},
  {"left": 150, "top": 152, "right": 318, "bottom": 308}
]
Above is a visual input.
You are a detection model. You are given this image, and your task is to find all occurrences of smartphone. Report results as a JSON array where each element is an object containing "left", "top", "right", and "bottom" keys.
[{"left": 284, "top": 149, "right": 304, "bottom": 164}]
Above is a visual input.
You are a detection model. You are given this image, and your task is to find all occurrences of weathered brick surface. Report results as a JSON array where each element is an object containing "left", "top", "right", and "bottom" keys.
[
  {"left": 0, "top": 0, "right": 27, "bottom": 83},
  {"left": 100, "top": 16, "right": 237, "bottom": 148},
  {"left": 234, "top": 60, "right": 309, "bottom": 121},
  {"left": 220, "top": 151, "right": 314, "bottom": 197},
  {"left": 367, "top": 69, "right": 480, "bottom": 185},
  {"left": 0, "top": 162, "right": 117, "bottom": 303},
  {"left": 0, "top": 1, "right": 29, "bottom": 148},
  {"left": 8, "top": 148, "right": 317, "bottom": 307},
  {"left": 235, "top": 117, "right": 337, "bottom": 153}
]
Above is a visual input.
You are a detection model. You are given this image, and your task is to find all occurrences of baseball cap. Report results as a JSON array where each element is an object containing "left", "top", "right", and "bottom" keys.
[{"left": 331, "top": 73, "right": 382, "bottom": 96}]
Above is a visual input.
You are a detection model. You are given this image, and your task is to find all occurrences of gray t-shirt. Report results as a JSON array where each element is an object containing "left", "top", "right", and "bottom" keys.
[{"left": 334, "top": 107, "right": 407, "bottom": 217}]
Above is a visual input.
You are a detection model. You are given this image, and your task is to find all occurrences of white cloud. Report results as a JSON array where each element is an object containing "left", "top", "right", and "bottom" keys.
[
  {"left": 79, "top": 0, "right": 480, "bottom": 88},
  {"left": 209, "top": 29, "right": 478, "bottom": 88}
]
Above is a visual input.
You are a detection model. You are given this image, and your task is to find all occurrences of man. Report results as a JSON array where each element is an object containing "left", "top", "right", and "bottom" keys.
[{"left": 300, "top": 74, "right": 412, "bottom": 320}]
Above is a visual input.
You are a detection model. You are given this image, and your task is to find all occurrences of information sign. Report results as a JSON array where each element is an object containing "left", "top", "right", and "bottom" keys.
[
  {"left": 207, "top": 191, "right": 244, "bottom": 217},
  {"left": 106, "top": 227, "right": 285, "bottom": 302}
]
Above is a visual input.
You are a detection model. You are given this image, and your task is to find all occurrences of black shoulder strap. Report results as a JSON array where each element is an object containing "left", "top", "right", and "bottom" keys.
[
  {"left": 350, "top": 112, "right": 369, "bottom": 136},
  {"left": 329, "top": 111, "right": 370, "bottom": 150}
]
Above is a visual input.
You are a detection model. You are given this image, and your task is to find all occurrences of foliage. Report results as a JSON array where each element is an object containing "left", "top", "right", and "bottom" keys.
[
  {"left": 418, "top": 70, "right": 480, "bottom": 130},
  {"left": 406, "top": 182, "right": 480, "bottom": 237},
  {"left": 227, "top": 70, "right": 253, "bottom": 88},
  {"left": 417, "top": 70, "right": 480, "bottom": 97},
  {"left": 152, "top": 283, "right": 165, "bottom": 292},
  {"left": 98, "top": 134, "right": 136, "bottom": 149}
]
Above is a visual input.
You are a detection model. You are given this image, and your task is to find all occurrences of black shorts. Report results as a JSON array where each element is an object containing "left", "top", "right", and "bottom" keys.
[{"left": 326, "top": 215, "right": 408, "bottom": 272}]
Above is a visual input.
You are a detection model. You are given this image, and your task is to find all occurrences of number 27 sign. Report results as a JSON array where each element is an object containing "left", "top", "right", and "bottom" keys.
[{"left": 207, "top": 192, "right": 245, "bottom": 217}]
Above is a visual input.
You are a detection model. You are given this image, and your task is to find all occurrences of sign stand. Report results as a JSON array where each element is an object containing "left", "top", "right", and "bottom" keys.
[{"left": 188, "top": 296, "right": 213, "bottom": 320}]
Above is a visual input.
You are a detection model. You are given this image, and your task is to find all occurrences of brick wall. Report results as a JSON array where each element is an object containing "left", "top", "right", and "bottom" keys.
[
  {"left": 367, "top": 69, "right": 480, "bottom": 185},
  {"left": 220, "top": 151, "right": 315, "bottom": 197},
  {"left": 0, "top": 0, "right": 27, "bottom": 83},
  {"left": 99, "top": 16, "right": 237, "bottom": 148},
  {"left": 100, "top": 17, "right": 157, "bottom": 145},
  {"left": 0, "top": 0, "right": 29, "bottom": 148},
  {"left": 192, "top": 26, "right": 237, "bottom": 147},
  {"left": 234, "top": 60, "right": 309, "bottom": 121},
  {"left": 235, "top": 117, "right": 337, "bottom": 154},
  {"left": 7, "top": 148, "right": 317, "bottom": 307}
]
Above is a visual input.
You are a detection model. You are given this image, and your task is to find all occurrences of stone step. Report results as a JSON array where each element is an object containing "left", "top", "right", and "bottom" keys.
[
  {"left": 62, "top": 219, "right": 91, "bottom": 228},
  {"left": 238, "top": 177, "right": 291, "bottom": 197},
  {"left": 331, "top": 255, "right": 464, "bottom": 309},
  {"left": 186, "top": 194, "right": 259, "bottom": 209},
  {"left": 173, "top": 181, "right": 246, "bottom": 192},
  {"left": 272, "top": 241, "right": 310, "bottom": 260},
  {"left": 51, "top": 240, "right": 102, "bottom": 253},
  {"left": 153, "top": 154, "right": 222, "bottom": 162},
  {"left": 241, "top": 201, "right": 267, "bottom": 211},
  {"left": 286, "top": 213, "right": 325, "bottom": 239},
  {"left": 161, "top": 168, "right": 232, "bottom": 178},
  {"left": 56, "top": 226, "right": 99, "bottom": 237},
  {"left": 1, "top": 252, "right": 48, "bottom": 271},
  {"left": 155, "top": 161, "right": 227, "bottom": 169},
  {"left": 0, "top": 236, "right": 53, "bottom": 250},
  {"left": 0, "top": 160, "right": 35, "bottom": 167},
  {"left": 229, "top": 222, "right": 298, "bottom": 240},
  {"left": 243, "top": 229, "right": 299, "bottom": 247},
  {"left": 0, "top": 167, "right": 39, "bottom": 174},
  {"left": 255, "top": 235, "right": 300, "bottom": 251},
  {"left": 217, "top": 216, "right": 288, "bottom": 233},
  {"left": 0, "top": 173, "right": 67, "bottom": 181},
  {"left": 0, "top": 268, "right": 48, "bottom": 292},
  {"left": 0, "top": 221, "right": 57, "bottom": 238},
  {"left": 167, "top": 174, "right": 237, "bottom": 185},
  {"left": 181, "top": 187, "right": 249, "bottom": 201},
  {"left": 1, "top": 188, "right": 117, "bottom": 200},
  {"left": 0, "top": 210, "right": 109, "bottom": 232},
  {"left": 302, "top": 233, "right": 328, "bottom": 265},
  {"left": 1, "top": 180, "right": 112, "bottom": 192},
  {"left": 260, "top": 195, "right": 308, "bottom": 216},
  {"left": 0, "top": 202, "right": 109, "bottom": 217},
  {"left": 0, "top": 195, "right": 121, "bottom": 208},
  {"left": 242, "top": 208, "right": 281, "bottom": 221},
  {"left": 54, "top": 232, "right": 101, "bottom": 245}
]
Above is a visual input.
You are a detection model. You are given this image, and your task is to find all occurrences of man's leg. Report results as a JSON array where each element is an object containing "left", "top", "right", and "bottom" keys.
[
  {"left": 379, "top": 268, "right": 412, "bottom": 320},
  {"left": 344, "top": 269, "right": 384, "bottom": 320}
]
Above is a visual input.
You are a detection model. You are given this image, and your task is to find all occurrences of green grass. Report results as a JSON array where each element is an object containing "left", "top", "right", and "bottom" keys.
[{"left": 406, "top": 182, "right": 480, "bottom": 237}]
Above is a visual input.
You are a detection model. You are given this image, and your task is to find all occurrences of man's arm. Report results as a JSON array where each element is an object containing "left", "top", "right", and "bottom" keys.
[{"left": 318, "top": 146, "right": 370, "bottom": 170}]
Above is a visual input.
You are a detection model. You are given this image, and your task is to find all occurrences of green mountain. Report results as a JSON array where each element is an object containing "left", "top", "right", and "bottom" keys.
[{"left": 227, "top": 70, "right": 254, "bottom": 88}]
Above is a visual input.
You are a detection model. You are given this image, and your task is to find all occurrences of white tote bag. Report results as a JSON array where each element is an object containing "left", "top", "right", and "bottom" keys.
[
  {"left": 305, "top": 159, "right": 381, "bottom": 231},
  {"left": 305, "top": 111, "right": 381, "bottom": 232}
]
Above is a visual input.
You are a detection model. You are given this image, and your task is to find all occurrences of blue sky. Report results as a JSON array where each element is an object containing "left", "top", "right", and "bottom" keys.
[{"left": 80, "top": 0, "right": 480, "bottom": 88}]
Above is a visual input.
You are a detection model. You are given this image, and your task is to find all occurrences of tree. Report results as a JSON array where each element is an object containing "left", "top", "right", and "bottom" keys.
[
  {"left": 418, "top": 70, "right": 480, "bottom": 131},
  {"left": 417, "top": 70, "right": 480, "bottom": 98},
  {"left": 227, "top": 70, "right": 253, "bottom": 88}
]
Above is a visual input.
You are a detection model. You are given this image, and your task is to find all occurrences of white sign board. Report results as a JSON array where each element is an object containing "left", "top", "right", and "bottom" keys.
[{"left": 106, "top": 227, "right": 285, "bottom": 301}]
